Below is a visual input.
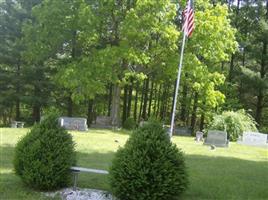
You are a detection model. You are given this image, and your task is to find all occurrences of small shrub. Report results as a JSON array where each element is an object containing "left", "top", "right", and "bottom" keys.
[
  {"left": 209, "top": 110, "right": 257, "bottom": 141},
  {"left": 110, "top": 121, "right": 188, "bottom": 200},
  {"left": 13, "top": 114, "right": 76, "bottom": 190},
  {"left": 123, "top": 117, "right": 136, "bottom": 130}
]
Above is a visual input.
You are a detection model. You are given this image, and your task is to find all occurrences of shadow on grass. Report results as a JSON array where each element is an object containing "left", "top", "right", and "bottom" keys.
[
  {"left": 182, "top": 154, "right": 268, "bottom": 200},
  {"left": 1, "top": 145, "right": 268, "bottom": 200}
]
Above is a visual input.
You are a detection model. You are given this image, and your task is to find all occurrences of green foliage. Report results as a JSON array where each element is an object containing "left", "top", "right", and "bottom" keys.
[
  {"left": 13, "top": 114, "right": 76, "bottom": 190},
  {"left": 123, "top": 117, "right": 136, "bottom": 130},
  {"left": 209, "top": 110, "right": 258, "bottom": 141},
  {"left": 110, "top": 121, "right": 188, "bottom": 200}
]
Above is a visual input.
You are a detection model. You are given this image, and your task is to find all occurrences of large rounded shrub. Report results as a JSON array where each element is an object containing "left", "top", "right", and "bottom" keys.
[
  {"left": 209, "top": 110, "right": 257, "bottom": 141},
  {"left": 13, "top": 114, "right": 76, "bottom": 190},
  {"left": 109, "top": 121, "right": 188, "bottom": 200}
]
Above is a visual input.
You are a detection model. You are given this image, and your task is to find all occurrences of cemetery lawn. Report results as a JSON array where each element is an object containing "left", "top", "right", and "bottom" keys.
[{"left": 1, "top": 128, "right": 268, "bottom": 200}]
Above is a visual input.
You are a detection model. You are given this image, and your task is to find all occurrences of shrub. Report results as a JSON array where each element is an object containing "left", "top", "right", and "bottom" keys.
[
  {"left": 109, "top": 121, "right": 188, "bottom": 200},
  {"left": 123, "top": 117, "right": 136, "bottom": 130},
  {"left": 13, "top": 114, "right": 76, "bottom": 190},
  {"left": 209, "top": 110, "right": 257, "bottom": 141}
]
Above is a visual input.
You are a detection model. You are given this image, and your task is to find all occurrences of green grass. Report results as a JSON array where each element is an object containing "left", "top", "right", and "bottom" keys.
[{"left": 1, "top": 128, "right": 267, "bottom": 200}]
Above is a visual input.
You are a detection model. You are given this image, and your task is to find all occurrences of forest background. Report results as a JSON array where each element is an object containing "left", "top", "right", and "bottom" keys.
[{"left": 0, "top": 0, "right": 267, "bottom": 133}]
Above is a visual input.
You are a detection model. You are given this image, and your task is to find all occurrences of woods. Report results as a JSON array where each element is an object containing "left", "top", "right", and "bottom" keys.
[{"left": 0, "top": 0, "right": 267, "bottom": 132}]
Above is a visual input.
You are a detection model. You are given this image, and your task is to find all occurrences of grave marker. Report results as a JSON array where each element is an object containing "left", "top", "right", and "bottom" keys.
[
  {"left": 195, "top": 131, "right": 204, "bottom": 142},
  {"left": 59, "top": 117, "right": 88, "bottom": 131},
  {"left": 204, "top": 130, "right": 229, "bottom": 147},
  {"left": 91, "top": 116, "right": 112, "bottom": 128},
  {"left": 238, "top": 132, "right": 268, "bottom": 147}
]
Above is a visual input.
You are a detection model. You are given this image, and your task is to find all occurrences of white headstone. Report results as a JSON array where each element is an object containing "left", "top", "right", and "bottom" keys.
[
  {"left": 238, "top": 132, "right": 268, "bottom": 147},
  {"left": 58, "top": 117, "right": 88, "bottom": 131},
  {"left": 196, "top": 131, "right": 204, "bottom": 142}
]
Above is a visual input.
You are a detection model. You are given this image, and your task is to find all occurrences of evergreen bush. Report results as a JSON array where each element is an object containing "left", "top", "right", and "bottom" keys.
[
  {"left": 109, "top": 121, "right": 188, "bottom": 200},
  {"left": 209, "top": 109, "right": 257, "bottom": 141},
  {"left": 123, "top": 117, "right": 136, "bottom": 130},
  {"left": 13, "top": 114, "right": 76, "bottom": 190}
]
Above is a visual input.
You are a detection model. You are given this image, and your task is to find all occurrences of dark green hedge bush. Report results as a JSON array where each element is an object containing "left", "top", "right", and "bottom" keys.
[
  {"left": 109, "top": 121, "right": 188, "bottom": 200},
  {"left": 13, "top": 114, "right": 76, "bottom": 190},
  {"left": 123, "top": 117, "right": 136, "bottom": 130}
]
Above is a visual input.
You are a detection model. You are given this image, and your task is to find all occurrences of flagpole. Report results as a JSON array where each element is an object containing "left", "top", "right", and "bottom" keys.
[{"left": 169, "top": 31, "right": 187, "bottom": 137}]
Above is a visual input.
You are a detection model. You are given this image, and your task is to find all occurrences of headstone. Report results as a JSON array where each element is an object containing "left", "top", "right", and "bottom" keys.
[
  {"left": 59, "top": 117, "right": 88, "bottom": 131},
  {"left": 238, "top": 132, "right": 268, "bottom": 147},
  {"left": 204, "top": 130, "right": 229, "bottom": 147},
  {"left": 173, "top": 127, "right": 191, "bottom": 136},
  {"left": 91, "top": 116, "right": 112, "bottom": 128},
  {"left": 195, "top": 131, "right": 204, "bottom": 142},
  {"left": 11, "top": 121, "right": 25, "bottom": 128}
]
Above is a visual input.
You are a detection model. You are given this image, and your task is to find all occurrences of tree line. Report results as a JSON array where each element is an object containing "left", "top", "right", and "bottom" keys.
[{"left": 0, "top": 0, "right": 267, "bottom": 132}]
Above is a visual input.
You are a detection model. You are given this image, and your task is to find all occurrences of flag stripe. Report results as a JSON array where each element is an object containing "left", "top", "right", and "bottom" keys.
[{"left": 182, "top": 0, "right": 194, "bottom": 37}]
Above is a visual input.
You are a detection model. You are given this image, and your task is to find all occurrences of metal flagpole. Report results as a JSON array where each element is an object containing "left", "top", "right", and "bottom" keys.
[{"left": 169, "top": 29, "right": 188, "bottom": 137}]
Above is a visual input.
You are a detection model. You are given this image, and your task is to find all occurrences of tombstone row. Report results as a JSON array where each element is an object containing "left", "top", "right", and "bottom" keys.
[{"left": 198, "top": 130, "right": 267, "bottom": 148}]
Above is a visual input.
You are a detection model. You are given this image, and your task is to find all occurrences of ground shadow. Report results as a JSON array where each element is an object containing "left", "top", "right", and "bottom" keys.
[{"left": 1, "top": 144, "right": 268, "bottom": 200}]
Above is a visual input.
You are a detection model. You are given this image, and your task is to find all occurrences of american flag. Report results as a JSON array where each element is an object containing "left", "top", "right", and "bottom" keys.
[{"left": 182, "top": 0, "right": 194, "bottom": 37}]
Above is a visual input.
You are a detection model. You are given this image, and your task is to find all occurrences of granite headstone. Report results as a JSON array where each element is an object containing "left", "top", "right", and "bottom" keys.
[
  {"left": 173, "top": 127, "right": 192, "bottom": 136},
  {"left": 91, "top": 116, "right": 112, "bottom": 128},
  {"left": 59, "top": 117, "right": 88, "bottom": 131},
  {"left": 204, "top": 130, "right": 229, "bottom": 147}
]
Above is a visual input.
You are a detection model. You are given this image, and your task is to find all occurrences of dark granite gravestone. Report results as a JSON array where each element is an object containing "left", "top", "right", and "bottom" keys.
[
  {"left": 204, "top": 130, "right": 229, "bottom": 147},
  {"left": 91, "top": 116, "right": 112, "bottom": 128},
  {"left": 237, "top": 132, "right": 268, "bottom": 147},
  {"left": 59, "top": 117, "right": 88, "bottom": 131},
  {"left": 173, "top": 127, "right": 192, "bottom": 136}
]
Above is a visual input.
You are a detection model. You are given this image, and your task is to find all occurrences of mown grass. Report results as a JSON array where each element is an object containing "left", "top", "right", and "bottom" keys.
[{"left": 0, "top": 128, "right": 267, "bottom": 200}]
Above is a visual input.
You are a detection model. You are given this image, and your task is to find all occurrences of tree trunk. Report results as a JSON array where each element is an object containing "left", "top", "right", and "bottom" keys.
[
  {"left": 138, "top": 81, "right": 145, "bottom": 121},
  {"left": 15, "top": 63, "right": 20, "bottom": 121},
  {"left": 111, "top": 84, "right": 121, "bottom": 127},
  {"left": 160, "top": 85, "right": 167, "bottom": 120},
  {"left": 32, "top": 104, "right": 41, "bottom": 123},
  {"left": 155, "top": 84, "right": 162, "bottom": 117},
  {"left": 190, "top": 92, "right": 198, "bottom": 131},
  {"left": 228, "top": 54, "right": 235, "bottom": 82},
  {"left": 142, "top": 79, "right": 149, "bottom": 120},
  {"left": 15, "top": 99, "right": 20, "bottom": 121},
  {"left": 127, "top": 80, "right": 133, "bottom": 118},
  {"left": 32, "top": 85, "right": 41, "bottom": 122},
  {"left": 107, "top": 84, "right": 113, "bottom": 116},
  {"left": 67, "top": 94, "right": 73, "bottom": 117},
  {"left": 122, "top": 85, "right": 128, "bottom": 124},
  {"left": 147, "top": 80, "right": 154, "bottom": 118},
  {"left": 134, "top": 82, "right": 139, "bottom": 121},
  {"left": 170, "top": 80, "right": 176, "bottom": 120},
  {"left": 255, "top": 39, "right": 267, "bottom": 125},
  {"left": 180, "top": 84, "right": 188, "bottom": 122},
  {"left": 199, "top": 112, "right": 205, "bottom": 131},
  {"left": 87, "top": 99, "right": 94, "bottom": 126}
]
